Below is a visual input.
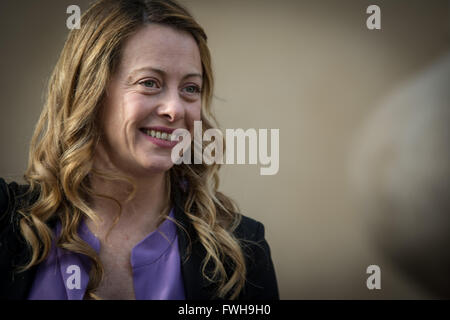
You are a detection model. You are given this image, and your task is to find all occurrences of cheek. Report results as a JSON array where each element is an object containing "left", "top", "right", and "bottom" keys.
[
  {"left": 113, "top": 94, "right": 148, "bottom": 136},
  {"left": 102, "top": 93, "right": 149, "bottom": 144},
  {"left": 122, "top": 93, "right": 149, "bottom": 123},
  {"left": 101, "top": 102, "right": 122, "bottom": 140},
  {"left": 185, "top": 103, "right": 202, "bottom": 131}
]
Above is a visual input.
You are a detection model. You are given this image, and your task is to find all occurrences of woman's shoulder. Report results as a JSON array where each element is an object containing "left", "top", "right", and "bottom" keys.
[
  {"left": 0, "top": 178, "right": 42, "bottom": 300},
  {"left": 233, "top": 213, "right": 280, "bottom": 299},
  {"left": 0, "top": 177, "right": 33, "bottom": 205},
  {"left": 0, "top": 178, "right": 9, "bottom": 214},
  {"left": 233, "top": 213, "right": 267, "bottom": 242},
  {"left": 0, "top": 178, "right": 36, "bottom": 230},
  {"left": 232, "top": 213, "right": 273, "bottom": 261},
  {"left": 0, "top": 178, "right": 17, "bottom": 226}
]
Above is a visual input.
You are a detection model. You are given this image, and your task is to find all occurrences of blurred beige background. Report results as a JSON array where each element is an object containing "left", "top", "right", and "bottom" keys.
[{"left": 0, "top": 0, "right": 449, "bottom": 299}]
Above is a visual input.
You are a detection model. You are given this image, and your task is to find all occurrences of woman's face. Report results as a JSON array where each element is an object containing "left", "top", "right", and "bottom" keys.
[{"left": 98, "top": 23, "right": 202, "bottom": 176}]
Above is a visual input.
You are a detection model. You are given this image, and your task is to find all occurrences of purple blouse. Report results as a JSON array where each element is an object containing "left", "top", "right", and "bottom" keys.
[{"left": 27, "top": 208, "right": 185, "bottom": 300}]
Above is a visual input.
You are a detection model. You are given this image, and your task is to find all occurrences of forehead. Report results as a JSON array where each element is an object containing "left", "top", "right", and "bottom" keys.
[{"left": 118, "top": 23, "right": 202, "bottom": 76}]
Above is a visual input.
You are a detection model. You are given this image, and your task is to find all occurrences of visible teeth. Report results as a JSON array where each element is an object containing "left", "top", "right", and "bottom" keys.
[{"left": 144, "top": 129, "right": 172, "bottom": 141}]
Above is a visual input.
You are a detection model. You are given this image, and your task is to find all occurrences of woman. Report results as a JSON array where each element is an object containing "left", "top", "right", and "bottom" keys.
[{"left": 0, "top": 0, "right": 278, "bottom": 300}]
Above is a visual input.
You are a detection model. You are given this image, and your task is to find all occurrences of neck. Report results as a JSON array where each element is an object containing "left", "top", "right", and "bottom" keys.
[{"left": 88, "top": 166, "right": 170, "bottom": 237}]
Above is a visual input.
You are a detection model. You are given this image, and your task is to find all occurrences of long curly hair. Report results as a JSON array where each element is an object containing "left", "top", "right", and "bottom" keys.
[{"left": 18, "top": 0, "right": 246, "bottom": 300}]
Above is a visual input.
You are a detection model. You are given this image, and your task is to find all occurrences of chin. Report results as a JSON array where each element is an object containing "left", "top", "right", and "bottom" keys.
[{"left": 140, "top": 158, "right": 174, "bottom": 174}]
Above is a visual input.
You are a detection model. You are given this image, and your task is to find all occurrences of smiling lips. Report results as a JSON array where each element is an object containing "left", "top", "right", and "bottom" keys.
[{"left": 140, "top": 126, "right": 180, "bottom": 148}]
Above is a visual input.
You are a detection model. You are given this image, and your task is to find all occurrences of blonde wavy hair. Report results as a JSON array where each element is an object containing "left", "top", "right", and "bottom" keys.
[{"left": 18, "top": 0, "right": 246, "bottom": 300}]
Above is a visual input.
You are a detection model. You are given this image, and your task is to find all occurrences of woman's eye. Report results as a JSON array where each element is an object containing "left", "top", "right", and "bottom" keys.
[
  {"left": 183, "top": 85, "right": 201, "bottom": 94},
  {"left": 140, "top": 79, "right": 158, "bottom": 88}
]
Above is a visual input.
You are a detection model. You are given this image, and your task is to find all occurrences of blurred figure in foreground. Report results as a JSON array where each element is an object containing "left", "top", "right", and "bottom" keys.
[{"left": 350, "top": 51, "right": 450, "bottom": 298}]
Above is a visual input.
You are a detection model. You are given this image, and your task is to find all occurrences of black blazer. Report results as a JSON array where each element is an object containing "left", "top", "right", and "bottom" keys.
[{"left": 0, "top": 178, "right": 279, "bottom": 300}]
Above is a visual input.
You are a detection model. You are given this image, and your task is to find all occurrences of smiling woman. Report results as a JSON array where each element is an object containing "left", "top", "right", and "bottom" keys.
[
  {"left": 97, "top": 23, "right": 203, "bottom": 176},
  {"left": 0, "top": 0, "right": 278, "bottom": 300}
]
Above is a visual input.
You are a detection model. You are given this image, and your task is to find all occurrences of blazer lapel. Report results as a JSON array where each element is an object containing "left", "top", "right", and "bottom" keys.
[{"left": 172, "top": 185, "right": 217, "bottom": 300}]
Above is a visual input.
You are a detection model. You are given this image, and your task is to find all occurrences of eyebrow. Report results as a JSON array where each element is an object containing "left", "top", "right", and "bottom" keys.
[{"left": 127, "top": 67, "right": 202, "bottom": 82}]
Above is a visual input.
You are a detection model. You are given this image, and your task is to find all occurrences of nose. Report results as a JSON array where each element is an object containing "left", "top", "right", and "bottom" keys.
[{"left": 155, "top": 89, "right": 185, "bottom": 123}]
